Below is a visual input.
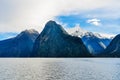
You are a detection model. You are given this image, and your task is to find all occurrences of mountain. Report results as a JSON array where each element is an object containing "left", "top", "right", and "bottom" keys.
[
  {"left": 0, "top": 29, "right": 39, "bottom": 57},
  {"left": 66, "top": 26, "right": 112, "bottom": 55},
  {"left": 99, "top": 34, "right": 120, "bottom": 57},
  {"left": 32, "top": 21, "right": 91, "bottom": 57}
]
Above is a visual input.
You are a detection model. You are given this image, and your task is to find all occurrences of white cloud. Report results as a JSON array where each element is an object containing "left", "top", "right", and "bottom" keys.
[
  {"left": 0, "top": 0, "right": 120, "bottom": 32},
  {"left": 87, "top": 18, "right": 101, "bottom": 26}
]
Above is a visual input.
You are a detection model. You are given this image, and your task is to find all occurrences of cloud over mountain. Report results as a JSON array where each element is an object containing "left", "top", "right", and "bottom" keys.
[{"left": 0, "top": 0, "right": 120, "bottom": 33}]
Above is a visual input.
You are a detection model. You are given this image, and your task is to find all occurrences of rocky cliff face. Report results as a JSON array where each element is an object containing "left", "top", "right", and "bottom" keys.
[
  {"left": 32, "top": 21, "right": 91, "bottom": 57},
  {"left": 0, "top": 29, "right": 39, "bottom": 57},
  {"left": 99, "top": 34, "right": 120, "bottom": 57}
]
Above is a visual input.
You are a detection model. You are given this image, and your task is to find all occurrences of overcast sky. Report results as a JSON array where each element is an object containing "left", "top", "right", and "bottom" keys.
[{"left": 0, "top": 0, "right": 120, "bottom": 35}]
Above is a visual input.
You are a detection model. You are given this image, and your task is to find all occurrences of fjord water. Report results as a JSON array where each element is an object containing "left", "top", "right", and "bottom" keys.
[{"left": 0, "top": 58, "right": 120, "bottom": 80}]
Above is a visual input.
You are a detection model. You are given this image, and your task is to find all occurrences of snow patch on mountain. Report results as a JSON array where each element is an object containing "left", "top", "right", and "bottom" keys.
[
  {"left": 65, "top": 25, "right": 115, "bottom": 39},
  {"left": 65, "top": 25, "right": 114, "bottom": 54}
]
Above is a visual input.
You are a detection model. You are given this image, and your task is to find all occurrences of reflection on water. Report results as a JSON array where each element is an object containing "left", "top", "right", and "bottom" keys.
[{"left": 0, "top": 58, "right": 120, "bottom": 80}]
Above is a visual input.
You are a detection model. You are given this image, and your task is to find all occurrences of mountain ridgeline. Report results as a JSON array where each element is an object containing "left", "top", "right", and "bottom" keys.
[
  {"left": 31, "top": 21, "right": 91, "bottom": 57},
  {"left": 0, "top": 29, "right": 39, "bottom": 57},
  {"left": 0, "top": 20, "right": 120, "bottom": 57}
]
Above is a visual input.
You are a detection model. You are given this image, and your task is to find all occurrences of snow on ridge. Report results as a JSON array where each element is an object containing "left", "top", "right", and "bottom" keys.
[
  {"left": 65, "top": 24, "right": 87, "bottom": 34},
  {"left": 65, "top": 25, "right": 115, "bottom": 39}
]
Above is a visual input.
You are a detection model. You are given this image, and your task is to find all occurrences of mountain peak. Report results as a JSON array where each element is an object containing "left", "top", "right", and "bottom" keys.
[
  {"left": 23, "top": 29, "right": 39, "bottom": 34},
  {"left": 65, "top": 25, "right": 87, "bottom": 35},
  {"left": 0, "top": 30, "right": 39, "bottom": 57},
  {"left": 40, "top": 20, "right": 68, "bottom": 36},
  {"left": 16, "top": 29, "right": 39, "bottom": 39},
  {"left": 46, "top": 20, "right": 57, "bottom": 25},
  {"left": 45, "top": 20, "right": 61, "bottom": 29},
  {"left": 32, "top": 21, "right": 91, "bottom": 57}
]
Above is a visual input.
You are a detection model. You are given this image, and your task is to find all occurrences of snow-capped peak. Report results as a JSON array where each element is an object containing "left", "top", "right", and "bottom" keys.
[
  {"left": 65, "top": 25, "right": 114, "bottom": 39},
  {"left": 65, "top": 24, "right": 87, "bottom": 37}
]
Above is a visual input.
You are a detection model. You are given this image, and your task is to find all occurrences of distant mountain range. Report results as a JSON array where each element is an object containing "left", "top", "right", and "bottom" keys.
[
  {"left": 66, "top": 26, "right": 113, "bottom": 55},
  {"left": 0, "top": 20, "right": 119, "bottom": 57}
]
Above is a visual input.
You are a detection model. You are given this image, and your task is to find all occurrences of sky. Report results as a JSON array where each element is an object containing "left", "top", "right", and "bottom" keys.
[
  {"left": 0, "top": 32, "right": 17, "bottom": 40},
  {"left": 0, "top": 0, "right": 120, "bottom": 36}
]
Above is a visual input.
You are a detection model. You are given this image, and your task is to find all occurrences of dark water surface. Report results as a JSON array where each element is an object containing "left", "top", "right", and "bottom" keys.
[{"left": 0, "top": 58, "right": 120, "bottom": 80}]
